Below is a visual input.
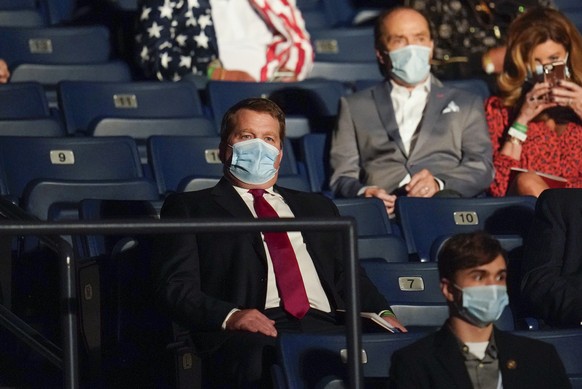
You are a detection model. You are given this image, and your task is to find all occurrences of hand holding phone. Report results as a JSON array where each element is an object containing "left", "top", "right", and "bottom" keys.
[{"left": 544, "top": 61, "right": 567, "bottom": 87}]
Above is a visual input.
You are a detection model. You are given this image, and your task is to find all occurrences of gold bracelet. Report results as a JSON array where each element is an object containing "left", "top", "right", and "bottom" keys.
[{"left": 508, "top": 136, "right": 523, "bottom": 146}]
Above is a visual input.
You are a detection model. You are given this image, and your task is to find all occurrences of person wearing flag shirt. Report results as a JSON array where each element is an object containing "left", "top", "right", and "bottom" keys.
[{"left": 135, "top": 0, "right": 313, "bottom": 82}]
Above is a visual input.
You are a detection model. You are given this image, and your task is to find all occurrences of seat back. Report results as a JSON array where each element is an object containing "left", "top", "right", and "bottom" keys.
[
  {"left": 0, "top": 118, "right": 65, "bottom": 136},
  {"left": 93, "top": 117, "right": 217, "bottom": 165},
  {"left": 57, "top": 80, "right": 204, "bottom": 135},
  {"left": 310, "top": 27, "right": 376, "bottom": 62},
  {"left": 299, "top": 132, "right": 330, "bottom": 193},
  {"left": 0, "top": 81, "right": 51, "bottom": 119},
  {"left": 148, "top": 135, "right": 302, "bottom": 195},
  {"left": 274, "top": 332, "right": 426, "bottom": 389},
  {"left": 76, "top": 198, "right": 173, "bottom": 386},
  {"left": 0, "top": 9, "right": 45, "bottom": 26},
  {"left": 333, "top": 197, "right": 393, "bottom": 236},
  {"left": 308, "top": 61, "right": 382, "bottom": 83},
  {"left": 0, "top": 136, "right": 143, "bottom": 200},
  {"left": 206, "top": 79, "right": 346, "bottom": 134},
  {"left": 0, "top": 25, "right": 111, "bottom": 66},
  {"left": 10, "top": 60, "right": 132, "bottom": 86},
  {"left": 517, "top": 328, "right": 582, "bottom": 385},
  {"left": 22, "top": 179, "right": 160, "bottom": 221},
  {"left": 395, "top": 196, "right": 537, "bottom": 262}
]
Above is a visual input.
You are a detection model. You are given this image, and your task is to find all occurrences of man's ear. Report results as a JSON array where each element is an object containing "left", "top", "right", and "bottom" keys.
[
  {"left": 274, "top": 147, "right": 283, "bottom": 169},
  {"left": 440, "top": 278, "right": 455, "bottom": 303},
  {"left": 375, "top": 49, "right": 385, "bottom": 65},
  {"left": 218, "top": 141, "right": 228, "bottom": 164}
]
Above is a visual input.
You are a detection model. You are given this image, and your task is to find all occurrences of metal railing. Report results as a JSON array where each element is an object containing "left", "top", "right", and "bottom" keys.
[{"left": 0, "top": 217, "right": 363, "bottom": 389}]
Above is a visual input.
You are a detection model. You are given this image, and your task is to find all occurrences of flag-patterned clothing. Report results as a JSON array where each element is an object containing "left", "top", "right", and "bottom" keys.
[{"left": 136, "top": 0, "right": 313, "bottom": 81}]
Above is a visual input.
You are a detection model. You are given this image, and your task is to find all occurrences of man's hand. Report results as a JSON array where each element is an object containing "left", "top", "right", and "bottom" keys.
[
  {"left": 0, "top": 59, "right": 10, "bottom": 83},
  {"left": 212, "top": 68, "right": 256, "bottom": 82},
  {"left": 363, "top": 187, "right": 397, "bottom": 215},
  {"left": 406, "top": 169, "right": 439, "bottom": 197},
  {"left": 225, "top": 309, "right": 278, "bottom": 337},
  {"left": 383, "top": 316, "right": 408, "bottom": 333}
]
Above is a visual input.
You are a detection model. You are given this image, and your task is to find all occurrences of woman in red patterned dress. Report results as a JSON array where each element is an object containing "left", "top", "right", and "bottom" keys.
[{"left": 486, "top": 7, "right": 582, "bottom": 197}]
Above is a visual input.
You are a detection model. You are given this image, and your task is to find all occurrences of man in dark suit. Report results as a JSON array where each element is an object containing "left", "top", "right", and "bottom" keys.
[
  {"left": 330, "top": 7, "right": 493, "bottom": 215},
  {"left": 153, "top": 97, "right": 406, "bottom": 387},
  {"left": 521, "top": 188, "right": 582, "bottom": 327},
  {"left": 389, "top": 232, "right": 570, "bottom": 389}
]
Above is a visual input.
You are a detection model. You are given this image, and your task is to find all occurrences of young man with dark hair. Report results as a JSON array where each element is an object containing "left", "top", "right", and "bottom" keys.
[{"left": 389, "top": 231, "right": 570, "bottom": 389}]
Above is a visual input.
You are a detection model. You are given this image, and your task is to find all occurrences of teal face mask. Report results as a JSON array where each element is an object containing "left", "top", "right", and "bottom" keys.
[
  {"left": 455, "top": 284, "right": 509, "bottom": 328},
  {"left": 388, "top": 45, "right": 432, "bottom": 85},
  {"left": 229, "top": 138, "right": 280, "bottom": 185}
]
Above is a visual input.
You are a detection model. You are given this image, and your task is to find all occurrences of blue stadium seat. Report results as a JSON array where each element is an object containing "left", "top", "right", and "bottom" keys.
[
  {"left": 333, "top": 197, "right": 394, "bottom": 236},
  {"left": 358, "top": 235, "right": 409, "bottom": 263},
  {"left": 308, "top": 61, "right": 382, "bottom": 83},
  {"left": 75, "top": 198, "right": 173, "bottom": 386},
  {"left": 310, "top": 27, "right": 376, "bottom": 62},
  {"left": 0, "top": 118, "right": 64, "bottom": 136},
  {"left": 0, "top": 82, "right": 51, "bottom": 119},
  {"left": 22, "top": 179, "right": 159, "bottom": 221},
  {"left": 273, "top": 332, "right": 426, "bottom": 389},
  {"left": 395, "top": 196, "right": 537, "bottom": 262},
  {"left": 297, "top": 0, "right": 380, "bottom": 29},
  {"left": 93, "top": 116, "right": 217, "bottom": 165},
  {"left": 0, "top": 136, "right": 144, "bottom": 201},
  {"left": 299, "top": 132, "right": 329, "bottom": 193},
  {"left": 206, "top": 79, "right": 346, "bottom": 134},
  {"left": 0, "top": 0, "right": 37, "bottom": 10},
  {"left": 0, "top": 82, "right": 66, "bottom": 134},
  {"left": 148, "top": 135, "right": 307, "bottom": 195},
  {"left": 0, "top": 9, "right": 45, "bottom": 26},
  {"left": 0, "top": 25, "right": 111, "bottom": 66},
  {"left": 517, "top": 329, "right": 582, "bottom": 388},
  {"left": 10, "top": 61, "right": 132, "bottom": 101},
  {"left": 92, "top": 116, "right": 216, "bottom": 139},
  {"left": 57, "top": 80, "right": 205, "bottom": 135}
]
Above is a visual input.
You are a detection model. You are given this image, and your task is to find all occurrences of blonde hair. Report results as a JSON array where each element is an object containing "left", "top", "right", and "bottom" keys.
[{"left": 498, "top": 7, "right": 582, "bottom": 108}]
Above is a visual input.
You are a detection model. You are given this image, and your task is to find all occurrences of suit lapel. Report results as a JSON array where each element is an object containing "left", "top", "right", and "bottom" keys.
[
  {"left": 409, "top": 80, "right": 451, "bottom": 158},
  {"left": 373, "top": 81, "right": 407, "bottom": 157},
  {"left": 495, "top": 327, "right": 520, "bottom": 388},
  {"left": 434, "top": 326, "right": 474, "bottom": 389},
  {"left": 211, "top": 178, "right": 268, "bottom": 265},
  {"left": 211, "top": 178, "right": 254, "bottom": 218}
]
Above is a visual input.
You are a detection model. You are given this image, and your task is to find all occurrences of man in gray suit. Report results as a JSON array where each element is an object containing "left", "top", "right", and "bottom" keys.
[{"left": 329, "top": 6, "right": 494, "bottom": 215}]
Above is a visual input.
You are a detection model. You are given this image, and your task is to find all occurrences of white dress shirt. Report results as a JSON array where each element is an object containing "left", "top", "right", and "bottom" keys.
[
  {"left": 236, "top": 185, "right": 332, "bottom": 312},
  {"left": 210, "top": 0, "right": 273, "bottom": 81},
  {"left": 390, "top": 76, "right": 431, "bottom": 187}
]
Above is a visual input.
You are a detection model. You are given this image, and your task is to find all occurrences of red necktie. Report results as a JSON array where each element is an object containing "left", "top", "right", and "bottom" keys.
[{"left": 249, "top": 189, "right": 310, "bottom": 319}]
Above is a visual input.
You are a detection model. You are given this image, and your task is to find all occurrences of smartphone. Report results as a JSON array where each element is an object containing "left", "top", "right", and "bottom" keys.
[{"left": 543, "top": 61, "right": 567, "bottom": 87}]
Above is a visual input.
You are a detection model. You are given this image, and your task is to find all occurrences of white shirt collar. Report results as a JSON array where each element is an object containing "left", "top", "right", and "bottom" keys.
[{"left": 390, "top": 74, "right": 431, "bottom": 96}]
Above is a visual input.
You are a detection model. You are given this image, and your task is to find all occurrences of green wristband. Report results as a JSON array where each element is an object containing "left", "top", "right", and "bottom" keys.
[
  {"left": 512, "top": 121, "right": 528, "bottom": 133},
  {"left": 379, "top": 310, "right": 396, "bottom": 318}
]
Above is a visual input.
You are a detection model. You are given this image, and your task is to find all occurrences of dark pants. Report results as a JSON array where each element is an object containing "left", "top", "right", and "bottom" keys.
[{"left": 201, "top": 308, "right": 343, "bottom": 388}]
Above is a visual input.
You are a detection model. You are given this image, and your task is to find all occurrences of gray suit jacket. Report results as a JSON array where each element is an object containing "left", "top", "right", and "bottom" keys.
[{"left": 330, "top": 77, "right": 494, "bottom": 197}]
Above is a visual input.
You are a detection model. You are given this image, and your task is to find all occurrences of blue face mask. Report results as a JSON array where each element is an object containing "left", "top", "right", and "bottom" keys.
[
  {"left": 455, "top": 284, "right": 509, "bottom": 328},
  {"left": 388, "top": 45, "right": 432, "bottom": 85},
  {"left": 229, "top": 138, "right": 280, "bottom": 185}
]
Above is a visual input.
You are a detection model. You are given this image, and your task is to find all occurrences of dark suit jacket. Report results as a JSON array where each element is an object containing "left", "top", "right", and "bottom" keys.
[
  {"left": 521, "top": 189, "right": 582, "bottom": 327},
  {"left": 153, "top": 178, "right": 390, "bottom": 350},
  {"left": 330, "top": 77, "right": 494, "bottom": 197},
  {"left": 389, "top": 325, "right": 570, "bottom": 389}
]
